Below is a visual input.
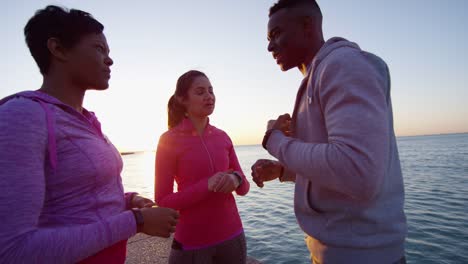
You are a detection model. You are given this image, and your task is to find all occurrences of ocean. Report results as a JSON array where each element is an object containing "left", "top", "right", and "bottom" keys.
[{"left": 121, "top": 133, "right": 468, "bottom": 264}]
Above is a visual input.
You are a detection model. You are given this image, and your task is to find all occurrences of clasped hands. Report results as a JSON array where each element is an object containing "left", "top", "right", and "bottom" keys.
[{"left": 208, "top": 170, "right": 242, "bottom": 193}]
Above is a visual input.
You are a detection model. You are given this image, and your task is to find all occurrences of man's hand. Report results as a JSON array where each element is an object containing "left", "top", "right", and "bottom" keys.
[
  {"left": 271, "top": 114, "right": 292, "bottom": 136},
  {"left": 131, "top": 195, "right": 156, "bottom": 208},
  {"left": 140, "top": 207, "right": 179, "bottom": 238},
  {"left": 251, "top": 159, "right": 283, "bottom": 188}
]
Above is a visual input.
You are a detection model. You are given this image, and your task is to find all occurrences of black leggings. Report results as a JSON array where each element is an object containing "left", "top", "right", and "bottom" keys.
[{"left": 168, "top": 232, "right": 247, "bottom": 264}]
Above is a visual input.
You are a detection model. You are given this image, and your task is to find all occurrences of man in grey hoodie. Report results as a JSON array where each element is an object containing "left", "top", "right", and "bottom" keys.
[{"left": 251, "top": 0, "right": 407, "bottom": 263}]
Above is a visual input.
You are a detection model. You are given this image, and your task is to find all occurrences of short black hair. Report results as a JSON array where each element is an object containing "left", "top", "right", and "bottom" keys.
[
  {"left": 24, "top": 5, "right": 104, "bottom": 75},
  {"left": 269, "top": 0, "right": 322, "bottom": 17}
]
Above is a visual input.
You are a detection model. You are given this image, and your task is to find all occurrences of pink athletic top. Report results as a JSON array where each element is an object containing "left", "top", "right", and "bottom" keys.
[{"left": 155, "top": 118, "right": 249, "bottom": 249}]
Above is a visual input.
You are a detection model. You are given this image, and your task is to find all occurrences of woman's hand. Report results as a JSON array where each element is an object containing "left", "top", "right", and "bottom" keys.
[
  {"left": 140, "top": 206, "right": 179, "bottom": 237},
  {"left": 131, "top": 194, "right": 156, "bottom": 208},
  {"left": 208, "top": 171, "right": 240, "bottom": 193},
  {"left": 208, "top": 172, "right": 225, "bottom": 192}
]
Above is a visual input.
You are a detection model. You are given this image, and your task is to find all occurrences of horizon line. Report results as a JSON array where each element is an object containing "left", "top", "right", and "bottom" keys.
[{"left": 119, "top": 131, "right": 468, "bottom": 154}]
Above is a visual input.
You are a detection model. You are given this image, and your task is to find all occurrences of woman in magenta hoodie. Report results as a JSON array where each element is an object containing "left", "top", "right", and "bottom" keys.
[
  {"left": 0, "top": 5, "right": 178, "bottom": 263},
  {"left": 155, "top": 70, "right": 250, "bottom": 263}
]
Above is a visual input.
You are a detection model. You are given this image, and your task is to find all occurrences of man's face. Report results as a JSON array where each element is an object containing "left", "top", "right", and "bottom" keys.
[{"left": 267, "top": 9, "right": 307, "bottom": 71}]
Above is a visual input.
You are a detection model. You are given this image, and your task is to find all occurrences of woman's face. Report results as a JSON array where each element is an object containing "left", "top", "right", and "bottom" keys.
[
  {"left": 182, "top": 76, "right": 215, "bottom": 118},
  {"left": 66, "top": 33, "right": 113, "bottom": 90}
]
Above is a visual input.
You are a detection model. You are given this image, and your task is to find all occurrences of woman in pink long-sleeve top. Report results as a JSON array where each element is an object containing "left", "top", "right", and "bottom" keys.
[
  {"left": 0, "top": 5, "right": 178, "bottom": 263},
  {"left": 155, "top": 70, "right": 250, "bottom": 264}
]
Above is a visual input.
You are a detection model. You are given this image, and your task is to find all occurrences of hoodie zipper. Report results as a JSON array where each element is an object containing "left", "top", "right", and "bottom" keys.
[{"left": 199, "top": 132, "right": 215, "bottom": 173}]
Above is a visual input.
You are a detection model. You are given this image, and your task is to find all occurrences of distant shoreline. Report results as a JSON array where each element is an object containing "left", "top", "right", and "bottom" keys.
[
  {"left": 120, "top": 151, "right": 136, "bottom": 155},
  {"left": 396, "top": 132, "right": 468, "bottom": 139}
]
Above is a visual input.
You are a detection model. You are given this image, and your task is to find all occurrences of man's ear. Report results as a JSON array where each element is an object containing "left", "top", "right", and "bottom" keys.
[
  {"left": 302, "top": 16, "right": 314, "bottom": 36},
  {"left": 47, "top": 37, "right": 68, "bottom": 62}
]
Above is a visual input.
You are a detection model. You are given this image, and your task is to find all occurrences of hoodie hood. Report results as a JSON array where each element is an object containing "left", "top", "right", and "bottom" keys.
[
  {"left": 307, "top": 37, "right": 361, "bottom": 75},
  {"left": 5, "top": 90, "right": 102, "bottom": 130},
  {"left": 0, "top": 90, "right": 105, "bottom": 171},
  {"left": 0, "top": 90, "right": 65, "bottom": 171},
  {"left": 5, "top": 90, "right": 77, "bottom": 110}
]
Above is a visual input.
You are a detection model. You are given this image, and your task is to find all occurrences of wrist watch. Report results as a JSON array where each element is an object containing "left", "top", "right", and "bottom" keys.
[
  {"left": 278, "top": 165, "right": 285, "bottom": 182},
  {"left": 262, "top": 129, "right": 274, "bottom": 150},
  {"left": 131, "top": 208, "right": 144, "bottom": 233},
  {"left": 232, "top": 171, "right": 243, "bottom": 187}
]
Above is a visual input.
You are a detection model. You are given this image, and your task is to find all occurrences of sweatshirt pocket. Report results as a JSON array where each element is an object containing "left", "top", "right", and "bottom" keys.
[
  {"left": 305, "top": 181, "right": 324, "bottom": 214},
  {"left": 295, "top": 181, "right": 329, "bottom": 239}
]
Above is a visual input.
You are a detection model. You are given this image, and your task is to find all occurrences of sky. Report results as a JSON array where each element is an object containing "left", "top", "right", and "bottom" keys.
[{"left": 1, "top": 0, "right": 467, "bottom": 151}]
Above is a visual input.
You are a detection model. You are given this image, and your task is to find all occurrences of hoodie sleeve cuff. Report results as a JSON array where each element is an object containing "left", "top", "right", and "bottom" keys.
[
  {"left": 266, "top": 129, "right": 287, "bottom": 158},
  {"left": 279, "top": 167, "right": 296, "bottom": 182},
  {"left": 125, "top": 192, "right": 138, "bottom": 210}
]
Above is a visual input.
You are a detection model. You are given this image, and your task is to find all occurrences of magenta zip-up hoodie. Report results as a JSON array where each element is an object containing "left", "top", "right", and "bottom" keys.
[
  {"left": 155, "top": 117, "right": 250, "bottom": 249},
  {"left": 0, "top": 91, "right": 136, "bottom": 263}
]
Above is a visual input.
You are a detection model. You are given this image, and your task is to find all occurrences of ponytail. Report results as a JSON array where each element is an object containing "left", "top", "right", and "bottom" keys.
[{"left": 167, "top": 95, "right": 185, "bottom": 129}]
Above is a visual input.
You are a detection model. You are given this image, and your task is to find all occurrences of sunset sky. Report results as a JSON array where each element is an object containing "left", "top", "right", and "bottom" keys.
[{"left": 2, "top": 0, "right": 467, "bottom": 151}]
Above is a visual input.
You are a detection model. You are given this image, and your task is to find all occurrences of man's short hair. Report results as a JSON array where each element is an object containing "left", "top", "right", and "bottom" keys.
[
  {"left": 269, "top": 0, "right": 322, "bottom": 17},
  {"left": 24, "top": 5, "right": 104, "bottom": 75}
]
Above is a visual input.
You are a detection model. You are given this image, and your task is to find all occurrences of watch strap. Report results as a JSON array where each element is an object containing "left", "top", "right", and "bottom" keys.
[
  {"left": 278, "top": 165, "right": 285, "bottom": 182},
  {"left": 131, "top": 208, "right": 144, "bottom": 233},
  {"left": 232, "top": 171, "right": 243, "bottom": 188}
]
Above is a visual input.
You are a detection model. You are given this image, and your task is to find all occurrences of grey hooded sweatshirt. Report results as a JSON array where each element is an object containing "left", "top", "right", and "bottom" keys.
[{"left": 267, "top": 37, "right": 407, "bottom": 263}]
